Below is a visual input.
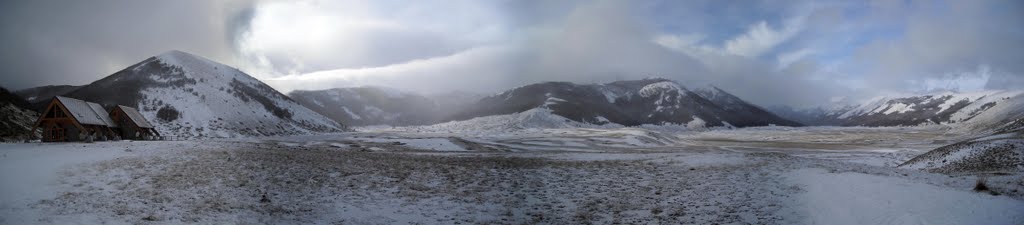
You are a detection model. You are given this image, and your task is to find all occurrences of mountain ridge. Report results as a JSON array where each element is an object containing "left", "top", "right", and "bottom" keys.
[
  {"left": 288, "top": 86, "right": 473, "bottom": 126},
  {"left": 49, "top": 50, "right": 345, "bottom": 138},
  {"left": 449, "top": 78, "right": 801, "bottom": 128},
  {"left": 769, "top": 90, "right": 1024, "bottom": 131}
]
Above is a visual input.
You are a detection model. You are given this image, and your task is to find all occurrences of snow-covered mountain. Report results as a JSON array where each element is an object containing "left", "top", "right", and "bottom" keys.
[
  {"left": 834, "top": 91, "right": 1022, "bottom": 126},
  {"left": 289, "top": 87, "right": 479, "bottom": 126},
  {"left": 56, "top": 50, "right": 344, "bottom": 138},
  {"left": 688, "top": 83, "right": 797, "bottom": 126},
  {"left": 770, "top": 90, "right": 1024, "bottom": 129},
  {"left": 951, "top": 93, "right": 1024, "bottom": 134},
  {"left": 449, "top": 78, "right": 801, "bottom": 128},
  {"left": 0, "top": 87, "right": 38, "bottom": 140}
]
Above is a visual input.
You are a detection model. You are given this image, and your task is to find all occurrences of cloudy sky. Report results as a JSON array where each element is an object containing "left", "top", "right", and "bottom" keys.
[{"left": 1, "top": 0, "right": 1022, "bottom": 107}]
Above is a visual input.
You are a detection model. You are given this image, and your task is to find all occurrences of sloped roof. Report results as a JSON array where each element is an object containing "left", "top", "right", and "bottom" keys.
[
  {"left": 116, "top": 105, "right": 155, "bottom": 128},
  {"left": 87, "top": 102, "right": 117, "bottom": 128},
  {"left": 54, "top": 96, "right": 110, "bottom": 126}
]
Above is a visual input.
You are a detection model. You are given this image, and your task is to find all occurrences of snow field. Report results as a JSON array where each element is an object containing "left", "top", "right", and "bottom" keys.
[
  {"left": 1, "top": 126, "right": 1021, "bottom": 224},
  {"left": 34, "top": 144, "right": 805, "bottom": 224},
  {"left": 789, "top": 168, "right": 1024, "bottom": 225},
  {"left": 0, "top": 141, "right": 203, "bottom": 224}
]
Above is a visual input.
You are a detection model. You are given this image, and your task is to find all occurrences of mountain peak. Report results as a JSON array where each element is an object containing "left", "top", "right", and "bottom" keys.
[
  {"left": 156, "top": 50, "right": 197, "bottom": 61},
  {"left": 638, "top": 81, "right": 688, "bottom": 98},
  {"left": 154, "top": 50, "right": 223, "bottom": 70},
  {"left": 639, "top": 77, "right": 673, "bottom": 82},
  {"left": 158, "top": 49, "right": 189, "bottom": 56}
]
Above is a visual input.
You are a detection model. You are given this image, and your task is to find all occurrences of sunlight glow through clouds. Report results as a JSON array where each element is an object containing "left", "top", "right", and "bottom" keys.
[{"left": 236, "top": 0, "right": 504, "bottom": 79}]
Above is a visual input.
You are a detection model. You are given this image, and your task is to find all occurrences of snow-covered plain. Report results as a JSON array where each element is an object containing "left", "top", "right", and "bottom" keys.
[
  {"left": 1, "top": 125, "right": 1022, "bottom": 224},
  {"left": 789, "top": 168, "right": 1024, "bottom": 225}
]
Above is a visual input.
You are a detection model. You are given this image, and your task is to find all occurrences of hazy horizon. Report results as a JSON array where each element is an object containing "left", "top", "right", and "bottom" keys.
[{"left": 2, "top": 0, "right": 1023, "bottom": 108}]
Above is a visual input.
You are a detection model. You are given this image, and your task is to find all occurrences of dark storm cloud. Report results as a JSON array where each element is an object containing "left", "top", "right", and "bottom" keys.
[{"left": 0, "top": 0, "right": 253, "bottom": 90}]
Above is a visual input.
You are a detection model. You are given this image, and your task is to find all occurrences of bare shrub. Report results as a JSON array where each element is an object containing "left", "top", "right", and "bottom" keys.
[
  {"left": 156, "top": 105, "right": 180, "bottom": 122},
  {"left": 974, "top": 177, "right": 1000, "bottom": 196}
]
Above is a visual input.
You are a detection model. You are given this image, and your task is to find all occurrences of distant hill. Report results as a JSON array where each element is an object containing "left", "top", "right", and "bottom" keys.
[
  {"left": 15, "top": 85, "right": 81, "bottom": 111},
  {"left": 289, "top": 78, "right": 798, "bottom": 128},
  {"left": 289, "top": 87, "right": 480, "bottom": 126},
  {"left": 769, "top": 90, "right": 1024, "bottom": 130},
  {"left": 53, "top": 50, "right": 344, "bottom": 138},
  {"left": 449, "top": 78, "right": 800, "bottom": 128},
  {"left": 0, "top": 87, "right": 38, "bottom": 140}
]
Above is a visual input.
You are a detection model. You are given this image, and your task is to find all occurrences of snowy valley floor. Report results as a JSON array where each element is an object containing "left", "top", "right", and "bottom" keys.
[{"left": 1, "top": 126, "right": 1023, "bottom": 224}]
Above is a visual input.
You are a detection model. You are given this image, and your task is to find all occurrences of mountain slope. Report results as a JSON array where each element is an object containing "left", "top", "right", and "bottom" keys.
[
  {"left": 450, "top": 78, "right": 800, "bottom": 128},
  {"left": 952, "top": 93, "right": 1024, "bottom": 134},
  {"left": 765, "top": 105, "right": 841, "bottom": 126},
  {"left": 0, "top": 87, "right": 38, "bottom": 141},
  {"left": 405, "top": 107, "right": 622, "bottom": 134},
  {"left": 836, "top": 91, "right": 1022, "bottom": 126},
  {"left": 689, "top": 84, "right": 800, "bottom": 127},
  {"left": 15, "top": 85, "right": 81, "bottom": 111},
  {"left": 899, "top": 131, "right": 1024, "bottom": 174},
  {"left": 770, "top": 90, "right": 1024, "bottom": 129},
  {"left": 58, "top": 50, "right": 344, "bottom": 138},
  {"left": 289, "top": 87, "right": 471, "bottom": 126}
]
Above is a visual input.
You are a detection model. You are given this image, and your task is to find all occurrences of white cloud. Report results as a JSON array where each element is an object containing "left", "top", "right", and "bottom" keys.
[
  {"left": 845, "top": 0, "right": 1024, "bottom": 92},
  {"left": 265, "top": 45, "right": 525, "bottom": 94},
  {"left": 251, "top": 0, "right": 880, "bottom": 107},
  {"left": 3, "top": 0, "right": 1021, "bottom": 108},
  {"left": 776, "top": 48, "right": 816, "bottom": 68},
  {"left": 266, "top": 0, "right": 711, "bottom": 95},
  {"left": 654, "top": 13, "right": 809, "bottom": 60},
  {"left": 913, "top": 65, "right": 992, "bottom": 92},
  {"left": 652, "top": 33, "right": 705, "bottom": 52},
  {"left": 723, "top": 18, "right": 805, "bottom": 57},
  {"left": 235, "top": 0, "right": 505, "bottom": 77}
]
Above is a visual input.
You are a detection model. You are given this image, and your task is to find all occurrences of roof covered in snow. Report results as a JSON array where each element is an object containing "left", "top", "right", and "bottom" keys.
[
  {"left": 54, "top": 96, "right": 110, "bottom": 126},
  {"left": 88, "top": 102, "right": 117, "bottom": 128},
  {"left": 116, "top": 105, "right": 154, "bottom": 128}
]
